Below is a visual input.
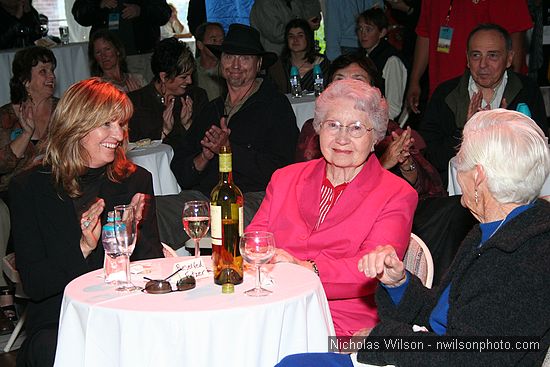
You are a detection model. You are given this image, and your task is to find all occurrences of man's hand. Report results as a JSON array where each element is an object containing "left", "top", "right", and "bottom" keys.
[
  {"left": 122, "top": 3, "right": 140, "bottom": 19},
  {"left": 100, "top": 0, "right": 117, "bottom": 9}
]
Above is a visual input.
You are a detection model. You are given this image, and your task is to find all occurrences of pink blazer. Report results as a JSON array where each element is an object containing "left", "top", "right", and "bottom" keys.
[{"left": 247, "top": 155, "right": 418, "bottom": 336}]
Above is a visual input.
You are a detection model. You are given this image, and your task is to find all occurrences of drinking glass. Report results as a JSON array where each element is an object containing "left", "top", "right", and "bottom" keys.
[
  {"left": 239, "top": 231, "right": 276, "bottom": 297},
  {"left": 182, "top": 201, "right": 210, "bottom": 258},
  {"left": 114, "top": 204, "right": 139, "bottom": 291}
]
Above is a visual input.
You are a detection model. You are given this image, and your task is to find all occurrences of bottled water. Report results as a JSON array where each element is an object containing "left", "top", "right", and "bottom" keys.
[
  {"left": 313, "top": 64, "right": 324, "bottom": 97},
  {"left": 102, "top": 212, "right": 124, "bottom": 284},
  {"left": 290, "top": 66, "right": 303, "bottom": 98}
]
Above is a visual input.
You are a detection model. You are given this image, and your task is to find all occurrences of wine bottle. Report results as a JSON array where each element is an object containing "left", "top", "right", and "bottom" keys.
[{"left": 210, "top": 145, "right": 244, "bottom": 286}]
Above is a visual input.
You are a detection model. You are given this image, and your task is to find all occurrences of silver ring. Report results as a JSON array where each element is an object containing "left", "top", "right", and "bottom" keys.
[{"left": 83, "top": 219, "right": 91, "bottom": 228}]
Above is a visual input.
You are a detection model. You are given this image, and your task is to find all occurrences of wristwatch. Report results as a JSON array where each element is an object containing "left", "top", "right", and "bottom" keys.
[{"left": 307, "top": 260, "right": 319, "bottom": 276}]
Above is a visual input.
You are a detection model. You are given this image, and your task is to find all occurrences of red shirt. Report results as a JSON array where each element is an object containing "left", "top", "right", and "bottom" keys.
[
  {"left": 316, "top": 176, "right": 349, "bottom": 229},
  {"left": 416, "top": 0, "right": 532, "bottom": 95}
]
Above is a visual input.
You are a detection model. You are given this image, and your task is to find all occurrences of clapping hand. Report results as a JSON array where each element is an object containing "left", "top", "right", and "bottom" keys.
[
  {"left": 358, "top": 245, "right": 406, "bottom": 287},
  {"left": 162, "top": 98, "right": 175, "bottom": 138},
  {"left": 80, "top": 199, "right": 105, "bottom": 258},
  {"left": 379, "top": 127, "right": 414, "bottom": 169},
  {"left": 14, "top": 101, "right": 35, "bottom": 136},
  {"left": 467, "top": 91, "right": 489, "bottom": 121},
  {"left": 200, "top": 116, "right": 231, "bottom": 158},
  {"left": 179, "top": 95, "right": 193, "bottom": 130},
  {"left": 129, "top": 192, "right": 147, "bottom": 222}
]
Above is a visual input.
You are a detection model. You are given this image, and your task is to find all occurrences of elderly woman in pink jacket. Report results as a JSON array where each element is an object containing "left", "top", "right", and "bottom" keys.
[{"left": 246, "top": 79, "right": 418, "bottom": 337}]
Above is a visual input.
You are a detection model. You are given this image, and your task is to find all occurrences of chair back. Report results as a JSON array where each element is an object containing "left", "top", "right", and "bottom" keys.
[{"left": 403, "top": 233, "right": 434, "bottom": 289}]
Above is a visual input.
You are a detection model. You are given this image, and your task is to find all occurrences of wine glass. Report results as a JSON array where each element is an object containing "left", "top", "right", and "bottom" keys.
[
  {"left": 113, "top": 204, "right": 139, "bottom": 291},
  {"left": 239, "top": 231, "right": 276, "bottom": 297},
  {"left": 182, "top": 201, "right": 210, "bottom": 258}
]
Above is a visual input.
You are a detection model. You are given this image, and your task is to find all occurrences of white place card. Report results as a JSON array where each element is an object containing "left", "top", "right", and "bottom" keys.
[{"left": 172, "top": 257, "right": 209, "bottom": 280}]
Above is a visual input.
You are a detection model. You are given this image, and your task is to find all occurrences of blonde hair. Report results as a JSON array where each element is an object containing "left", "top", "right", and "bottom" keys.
[{"left": 44, "top": 78, "right": 135, "bottom": 197}]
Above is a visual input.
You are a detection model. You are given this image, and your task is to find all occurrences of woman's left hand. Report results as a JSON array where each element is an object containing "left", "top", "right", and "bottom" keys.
[
  {"left": 80, "top": 199, "right": 105, "bottom": 258},
  {"left": 271, "top": 248, "right": 315, "bottom": 272},
  {"left": 179, "top": 95, "right": 193, "bottom": 130},
  {"left": 129, "top": 193, "right": 146, "bottom": 222}
]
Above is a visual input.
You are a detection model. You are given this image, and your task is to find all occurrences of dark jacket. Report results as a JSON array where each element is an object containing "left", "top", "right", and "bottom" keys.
[
  {"left": 367, "top": 38, "right": 402, "bottom": 77},
  {"left": 0, "top": 5, "right": 41, "bottom": 50},
  {"left": 128, "top": 83, "right": 209, "bottom": 145},
  {"left": 419, "top": 70, "right": 548, "bottom": 186},
  {"left": 358, "top": 199, "right": 550, "bottom": 366},
  {"left": 9, "top": 165, "right": 163, "bottom": 338},
  {"left": 170, "top": 79, "right": 299, "bottom": 197},
  {"left": 72, "top": 0, "right": 171, "bottom": 55}
]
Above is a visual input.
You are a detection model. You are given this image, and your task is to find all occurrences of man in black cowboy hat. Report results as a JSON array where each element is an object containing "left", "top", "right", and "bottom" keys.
[{"left": 156, "top": 23, "right": 298, "bottom": 250}]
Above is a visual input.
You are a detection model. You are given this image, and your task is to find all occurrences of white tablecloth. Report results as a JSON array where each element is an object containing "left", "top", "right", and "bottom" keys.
[
  {"left": 54, "top": 258, "right": 335, "bottom": 367},
  {"left": 0, "top": 42, "right": 90, "bottom": 106},
  {"left": 288, "top": 93, "right": 316, "bottom": 131},
  {"left": 127, "top": 143, "right": 181, "bottom": 196}
]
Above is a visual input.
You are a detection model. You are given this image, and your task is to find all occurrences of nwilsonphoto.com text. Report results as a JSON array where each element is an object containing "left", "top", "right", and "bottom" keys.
[{"left": 328, "top": 336, "right": 541, "bottom": 353}]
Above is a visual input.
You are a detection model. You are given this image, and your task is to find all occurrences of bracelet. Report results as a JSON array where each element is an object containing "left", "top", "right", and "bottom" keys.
[
  {"left": 399, "top": 161, "right": 416, "bottom": 172},
  {"left": 307, "top": 260, "right": 319, "bottom": 276}
]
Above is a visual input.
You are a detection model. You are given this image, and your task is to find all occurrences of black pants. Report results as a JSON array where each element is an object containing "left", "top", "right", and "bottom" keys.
[{"left": 17, "top": 326, "right": 57, "bottom": 367}]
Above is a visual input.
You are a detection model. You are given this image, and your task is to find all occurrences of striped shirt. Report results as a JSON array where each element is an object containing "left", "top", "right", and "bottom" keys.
[{"left": 316, "top": 176, "right": 349, "bottom": 229}]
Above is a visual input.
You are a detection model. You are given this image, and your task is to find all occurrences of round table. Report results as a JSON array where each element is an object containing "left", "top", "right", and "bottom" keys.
[
  {"left": 54, "top": 257, "right": 335, "bottom": 367},
  {"left": 127, "top": 142, "right": 181, "bottom": 196},
  {"left": 287, "top": 93, "right": 316, "bottom": 131}
]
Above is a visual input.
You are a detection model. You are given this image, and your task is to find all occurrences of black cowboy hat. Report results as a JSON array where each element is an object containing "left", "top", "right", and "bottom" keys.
[{"left": 206, "top": 23, "right": 278, "bottom": 69}]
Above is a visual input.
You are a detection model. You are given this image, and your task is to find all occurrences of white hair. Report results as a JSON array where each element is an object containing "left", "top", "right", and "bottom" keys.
[
  {"left": 455, "top": 109, "right": 550, "bottom": 204},
  {"left": 312, "top": 79, "right": 388, "bottom": 143}
]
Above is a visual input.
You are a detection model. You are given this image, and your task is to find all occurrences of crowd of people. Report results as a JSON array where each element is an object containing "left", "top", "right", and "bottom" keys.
[{"left": 0, "top": 0, "right": 549, "bottom": 366}]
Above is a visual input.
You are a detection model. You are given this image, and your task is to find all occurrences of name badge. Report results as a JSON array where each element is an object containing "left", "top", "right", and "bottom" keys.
[
  {"left": 108, "top": 12, "right": 120, "bottom": 31},
  {"left": 172, "top": 257, "right": 209, "bottom": 280},
  {"left": 437, "top": 26, "right": 453, "bottom": 54}
]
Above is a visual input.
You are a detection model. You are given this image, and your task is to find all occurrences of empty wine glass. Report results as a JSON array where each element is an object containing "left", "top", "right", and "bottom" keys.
[
  {"left": 113, "top": 204, "right": 139, "bottom": 291},
  {"left": 182, "top": 201, "right": 210, "bottom": 258},
  {"left": 239, "top": 231, "right": 276, "bottom": 297}
]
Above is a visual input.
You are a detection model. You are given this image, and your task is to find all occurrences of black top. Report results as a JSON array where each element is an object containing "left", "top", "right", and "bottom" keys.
[
  {"left": 128, "top": 83, "right": 209, "bottom": 146},
  {"left": 9, "top": 164, "right": 163, "bottom": 337}
]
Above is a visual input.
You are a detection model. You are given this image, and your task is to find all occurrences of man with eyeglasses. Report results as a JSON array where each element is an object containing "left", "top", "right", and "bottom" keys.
[
  {"left": 156, "top": 24, "right": 298, "bottom": 251},
  {"left": 419, "top": 23, "right": 548, "bottom": 187}
]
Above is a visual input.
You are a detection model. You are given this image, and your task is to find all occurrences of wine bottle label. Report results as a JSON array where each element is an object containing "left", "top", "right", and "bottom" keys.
[
  {"left": 239, "top": 206, "right": 244, "bottom": 235},
  {"left": 219, "top": 153, "right": 232, "bottom": 172},
  {"left": 210, "top": 205, "right": 222, "bottom": 246}
]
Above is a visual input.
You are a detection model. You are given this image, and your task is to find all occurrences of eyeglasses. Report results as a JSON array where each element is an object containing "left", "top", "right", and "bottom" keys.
[
  {"left": 321, "top": 120, "right": 373, "bottom": 138},
  {"left": 143, "top": 276, "right": 196, "bottom": 294}
]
